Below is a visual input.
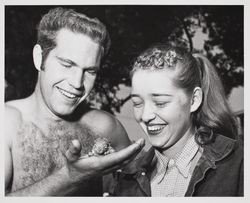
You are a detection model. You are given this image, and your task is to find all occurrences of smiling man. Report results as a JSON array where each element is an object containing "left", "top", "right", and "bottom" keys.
[{"left": 4, "top": 7, "right": 144, "bottom": 196}]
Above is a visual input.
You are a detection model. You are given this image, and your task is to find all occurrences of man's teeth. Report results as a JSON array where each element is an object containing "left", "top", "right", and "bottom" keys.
[
  {"left": 58, "top": 88, "right": 77, "bottom": 99},
  {"left": 148, "top": 125, "right": 165, "bottom": 132}
]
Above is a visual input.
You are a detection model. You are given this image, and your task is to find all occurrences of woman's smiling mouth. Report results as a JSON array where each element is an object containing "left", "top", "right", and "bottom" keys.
[{"left": 147, "top": 124, "right": 166, "bottom": 135}]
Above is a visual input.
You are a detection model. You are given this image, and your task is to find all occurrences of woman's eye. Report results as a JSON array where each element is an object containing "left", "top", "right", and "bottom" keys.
[
  {"left": 155, "top": 102, "right": 168, "bottom": 108},
  {"left": 61, "top": 63, "right": 72, "bottom": 68}
]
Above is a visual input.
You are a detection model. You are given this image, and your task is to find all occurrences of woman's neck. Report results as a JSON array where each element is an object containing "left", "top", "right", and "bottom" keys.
[{"left": 161, "top": 126, "right": 195, "bottom": 158}]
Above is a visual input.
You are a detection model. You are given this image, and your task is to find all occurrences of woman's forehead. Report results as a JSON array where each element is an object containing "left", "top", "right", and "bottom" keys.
[
  {"left": 132, "top": 69, "right": 178, "bottom": 92},
  {"left": 132, "top": 68, "right": 177, "bottom": 82}
]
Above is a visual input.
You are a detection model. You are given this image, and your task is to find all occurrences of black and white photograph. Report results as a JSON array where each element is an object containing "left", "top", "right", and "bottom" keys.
[{"left": 2, "top": 0, "right": 247, "bottom": 200}]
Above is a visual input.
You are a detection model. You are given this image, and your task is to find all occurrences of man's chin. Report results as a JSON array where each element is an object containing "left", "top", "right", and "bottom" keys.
[
  {"left": 50, "top": 98, "right": 87, "bottom": 119},
  {"left": 51, "top": 106, "right": 77, "bottom": 118}
]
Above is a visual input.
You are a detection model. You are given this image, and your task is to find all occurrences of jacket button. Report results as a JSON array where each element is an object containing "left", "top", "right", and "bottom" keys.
[
  {"left": 169, "top": 159, "right": 175, "bottom": 166},
  {"left": 141, "top": 172, "right": 146, "bottom": 176}
]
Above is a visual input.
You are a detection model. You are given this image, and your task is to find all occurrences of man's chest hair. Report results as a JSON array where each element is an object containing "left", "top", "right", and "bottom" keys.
[{"left": 12, "top": 121, "right": 99, "bottom": 180}]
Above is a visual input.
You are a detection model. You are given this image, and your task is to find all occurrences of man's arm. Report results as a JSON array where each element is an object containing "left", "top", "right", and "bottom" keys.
[
  {"left": 5, "top": 105, "right": 21, "bottom": 193},
  {"left": 5, "top": 106, "right": 145, "bottom": 196},
  {"left": 5, "top": 143, "right": 13, "bottom": 193},
  {"left": 6, "top": 139, "right": 144, "bottom": 196},
  {"left": 6, "top": 166, "right": 77, "bottom": 196}
]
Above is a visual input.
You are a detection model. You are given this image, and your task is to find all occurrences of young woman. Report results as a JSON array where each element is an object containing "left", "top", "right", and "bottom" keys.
[{"left": 104, "top": 44, "right": 243, "bottom": 196}]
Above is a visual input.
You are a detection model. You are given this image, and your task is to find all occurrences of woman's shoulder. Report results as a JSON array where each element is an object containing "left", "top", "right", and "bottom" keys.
[{"left": 205, "top": 134, "right": 243, "bottom": 162}]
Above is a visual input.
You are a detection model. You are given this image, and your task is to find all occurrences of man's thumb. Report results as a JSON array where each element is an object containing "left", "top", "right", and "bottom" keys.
[{"left": 65, "top": 139, "right": 82, "bottom": 162}]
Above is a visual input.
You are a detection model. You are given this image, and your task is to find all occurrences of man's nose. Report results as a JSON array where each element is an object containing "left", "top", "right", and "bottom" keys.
[
  {"left": 69, "top": 68, "right": 84, "bottom": 89},
  {"left": 141, "top": 103, "right": 155, "bottom": 123}
]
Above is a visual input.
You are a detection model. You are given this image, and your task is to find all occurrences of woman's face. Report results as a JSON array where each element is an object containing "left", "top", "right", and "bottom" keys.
[{"left": 131, "top": 69, "right": 194, "bottom": 150}]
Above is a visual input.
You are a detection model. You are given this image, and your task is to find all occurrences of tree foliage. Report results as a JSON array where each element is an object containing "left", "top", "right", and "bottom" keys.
[{"left": 5, "top": 5, "right": 243, "bottom": 114}]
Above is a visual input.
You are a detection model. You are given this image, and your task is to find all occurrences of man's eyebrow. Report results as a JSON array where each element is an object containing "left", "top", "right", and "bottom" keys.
[
  {"left": 56, "top": 56, "right": 77, "bottom": 66},
  {"left": 56, "top": 56, "right": 99, "bottom": 70}
]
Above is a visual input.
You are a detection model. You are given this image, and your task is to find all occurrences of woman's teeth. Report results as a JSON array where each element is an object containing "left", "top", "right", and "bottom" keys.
[{"left": 147, "top": 125, "right": 165, "bottom": 134}]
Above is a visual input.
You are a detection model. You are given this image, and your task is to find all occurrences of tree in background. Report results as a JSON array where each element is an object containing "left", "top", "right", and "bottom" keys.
[{"left": 5, "top": 5, "right": 243, "bottom": 114}]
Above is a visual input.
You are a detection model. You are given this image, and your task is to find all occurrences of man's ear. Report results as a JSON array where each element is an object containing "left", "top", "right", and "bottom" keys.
[
  {"left": 33, "top": 44, "right": 43, "bottom": 71},
  {"left": 190, "top": 87, "right": 203, "bottom": 113}
]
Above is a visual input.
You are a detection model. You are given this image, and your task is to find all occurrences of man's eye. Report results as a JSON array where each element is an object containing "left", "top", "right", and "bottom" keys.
[
  {"left": 132, "top": 102, "right": 143, "bottom": 108},
  {"left": 86, "top": 70, "right": 97, "bottom": 75}
]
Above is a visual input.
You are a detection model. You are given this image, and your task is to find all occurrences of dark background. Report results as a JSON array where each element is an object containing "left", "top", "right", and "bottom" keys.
[{"left": 5, "top": 5, "right": 243, "bottom": 114}]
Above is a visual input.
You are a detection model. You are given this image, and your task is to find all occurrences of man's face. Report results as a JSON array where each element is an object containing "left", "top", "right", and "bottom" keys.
[{"left": 39, "top": 29, "right": 102, "bottom": 117}]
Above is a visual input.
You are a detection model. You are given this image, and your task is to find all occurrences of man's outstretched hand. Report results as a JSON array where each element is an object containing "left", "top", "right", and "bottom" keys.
[{"left": 64, "top": 139, "right": 145, "bottom": 182}]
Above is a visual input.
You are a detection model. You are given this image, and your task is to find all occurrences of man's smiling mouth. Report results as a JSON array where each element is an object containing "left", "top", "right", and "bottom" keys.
[{"left": 56, "top": 87, "right": 82, "bottom": 99}]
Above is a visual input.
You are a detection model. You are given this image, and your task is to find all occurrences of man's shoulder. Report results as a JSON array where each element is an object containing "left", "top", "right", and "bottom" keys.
[
  {"left": 80, "top": 109, "right": 119, "bottom": 134},
  {"left": 5, "top": 97, "right": 33, "bottom": 120},
  {"left": 5, "top": 98, "right": 28, "bottom": 113},
  {"left": 81, "top": 109, "right": 115, "bottom": 124},
  {"left": 4, "top": 102, "right": 24, "bottom": 147},
  {"left": 79, "top": 109, "right": 130, "bottom": 150},
  {"left": 5, "top": 102, "right": 23, "bottom": 123}
]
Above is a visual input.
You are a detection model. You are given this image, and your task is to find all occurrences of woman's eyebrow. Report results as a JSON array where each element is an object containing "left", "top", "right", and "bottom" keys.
[
  {"left": 130, "top": 94, "right": 139, "bottom": 98},
  {"left": 130, "top": 93, "right": 172, "bottom": 98},
  {"left": 151, "top": 93, "right": 172, "bottom": 97}
]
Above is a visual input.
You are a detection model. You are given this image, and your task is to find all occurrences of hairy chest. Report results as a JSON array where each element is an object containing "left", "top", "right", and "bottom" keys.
[{"left": 11, "top": 121, "right": 98, "bottom": 191}]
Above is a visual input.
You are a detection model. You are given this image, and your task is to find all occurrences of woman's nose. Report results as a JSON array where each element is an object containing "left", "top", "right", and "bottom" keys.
[{"left": 141, "top": 103, "right": 155, "bottom": 123}]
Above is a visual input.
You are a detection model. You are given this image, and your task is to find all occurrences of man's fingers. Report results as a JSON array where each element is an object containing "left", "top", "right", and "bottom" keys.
[
  {"left": 100, "top": 138, "right": 145, "bottom": 168},
  {"left": 73, "top": 138, "right": 145, "bottom": 171},
  {"left": 70, "top": 140, "right": 81, "bottom": 154},
  {"left": 65, "top": 139, "right": 82, "bottom": 162}
]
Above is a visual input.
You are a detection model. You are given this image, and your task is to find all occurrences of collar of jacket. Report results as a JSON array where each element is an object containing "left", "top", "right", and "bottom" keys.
[
  {"left": 121, "top": 134, "right": 236, "bottom": 175},
  {"left": 185, "top": 134, "right": 237, "bottom": 196},
  {"left": 201, "top": 134, "right": 236, "bottom": 169}
]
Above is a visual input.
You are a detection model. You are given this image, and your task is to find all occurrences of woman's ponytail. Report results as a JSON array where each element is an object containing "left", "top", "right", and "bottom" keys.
[{"left": 192, "top": 54, "right": 237, "bottom": 144}]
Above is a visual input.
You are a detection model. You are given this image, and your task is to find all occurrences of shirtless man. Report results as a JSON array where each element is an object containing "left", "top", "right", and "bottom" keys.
[{"left": 5, "top": 7, "right": 144, "bottom": 196}]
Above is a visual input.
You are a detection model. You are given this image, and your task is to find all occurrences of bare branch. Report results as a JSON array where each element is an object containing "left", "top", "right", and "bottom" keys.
[{"left": 177, "top": 17, "right": 193, "bottom": 52}]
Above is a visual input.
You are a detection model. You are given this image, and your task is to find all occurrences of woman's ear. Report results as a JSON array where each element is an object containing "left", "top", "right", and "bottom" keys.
[
  {"left": 190, "top": 87, "right": 203, "bottom": 113},
  {"left": 33, "top": 44, "right": 42, "bottom": 71}
]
